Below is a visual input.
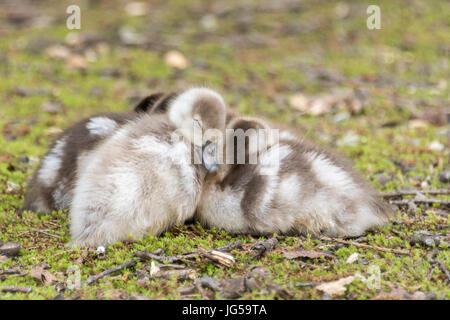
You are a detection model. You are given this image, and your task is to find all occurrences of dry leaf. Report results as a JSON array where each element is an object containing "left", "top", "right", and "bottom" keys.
[
  {"left": 45, "top": 45, "right": 71, "bottom": 60},
  {"left": 374, "top": 287, "right": 427, "bottom": 300},
  {"left": 125, "top": 2, "right": 149, "bottom": 16},
  {"left": 289, "top": 94, "right": 309, "bottom": 112},
  {"left": 66, "top": 54, "right": 88, "bottom": 70},
  {"left": 316, "top": 276, "right": 355, "bottom": 296},
  {"left": 289, "top": 89, "right": 363, "bottom": 116},
  {"left": 30, "top": 266, "right": 58, "bottom": 286},
  {"left": 408, "top": 119, "right": 429, "bottom": 129},
  {"left": 283, "top": 248, "right": 334, "bottom": 260},
  {"left": 164, "top": 50, "right": 188, "bottom": 69},
  {"left": 0, "top": 154, "right": 12, "bottom": 162},
  {"left": 109, "top": 290, "right": 127, "bottom": 300}
]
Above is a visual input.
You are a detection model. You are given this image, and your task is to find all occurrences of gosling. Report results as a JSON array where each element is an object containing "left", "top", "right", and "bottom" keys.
[
  {"left": 69, "top": 88, "right": 226, "bottom": 246},
  {"left": 20, "top": 92, "right": 174, "bottom": 214},
  {"left": 196, "top": 116, "right": 394, "bottom": 237}
]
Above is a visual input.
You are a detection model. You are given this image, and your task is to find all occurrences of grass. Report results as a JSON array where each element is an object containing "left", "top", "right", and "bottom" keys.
[{"left": 0, "top": 0, "right": 449, "bottom": 300}]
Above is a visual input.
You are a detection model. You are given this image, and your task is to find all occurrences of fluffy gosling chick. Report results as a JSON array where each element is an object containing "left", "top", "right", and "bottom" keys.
[
  {"left": 69, "top": 87, "right": 226, "bottom": 247},
  {"left": 196, "top": 117, "right": 394, "bottom": 237},
  {"left": 20, "top": 92, "right": 173, "bottom": 215}
]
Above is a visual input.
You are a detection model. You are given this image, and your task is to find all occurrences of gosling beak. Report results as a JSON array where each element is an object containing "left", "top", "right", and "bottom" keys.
[{"left": 201, "top": 141, "right": 219, "bottom": 172}]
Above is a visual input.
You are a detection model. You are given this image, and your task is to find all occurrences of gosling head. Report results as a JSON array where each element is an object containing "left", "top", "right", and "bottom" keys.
[
  {"left": 226, "top": 116, "right": 275, "bottom": 164},
  {"left": 168, "top": 87, "right": 227, "bottom": 172}
]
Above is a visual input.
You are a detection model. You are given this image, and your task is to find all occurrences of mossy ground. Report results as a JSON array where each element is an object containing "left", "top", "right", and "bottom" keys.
[{"left": 0, "top": 0, "right": 449, "bottom": 300}]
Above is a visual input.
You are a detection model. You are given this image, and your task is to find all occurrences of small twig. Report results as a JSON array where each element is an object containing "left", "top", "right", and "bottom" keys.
[
  {"left": 381, "top": 189, "right": 450, "bottom": 198},
  {"left": 296, "top": 260, "right": 320, "bottom": 270},
  {"left": 319, "top": 236, "right": 410, "bottom": 255},
  {"left": 156, "top": 263, "right": 186, "bottom": 269},
  {"left": 0, "top": 268, "right": 21, "bottom": 275},
  {"left": 436, "top": 260, "right": 450, "bottom": 284},
  {"left": 86, "top": 260, "right": 136, "bottom": 285},
  {"left": 23, "top": 246, "right": 38, "bottom": 250},
  {"left": 389, "top": 199, "right": 450, "bottom": 207},
  {"left": 133, "top": 240, "right": 242, "bottom": 264},
  {"left": 152, "top": 269, "right": 196, "bottom": 281},
  {"left": 294, "top": 282, "right": 316, "bottom": 288},
  {"left": 215, "top": 240, "right": 243, "bottom": 252},
  {"left": 30, "top": 228, "right": 62, "bottom": 239},
  {"left": 194, "top": 280, "right": 207, "bottom": 299},
  {"left": 42, "top": 221, "right": 62, "bottom": 228},
  {"left": 1, "top": 286, "right": 32, "bottom": 294},
  {"left": 195, "top": 276, "right": 223, "bottom": 291},
  {"left": 133, "top": 251, "right": 198, "bottom": 263},
  {"left": 0, "top": 268, "right": 28, "bottom": 278},
  {"left": 9, "top": 272, "right": 29, "bottom": 278},
  {"left": 198, "top": 247, "right": 235, "bottom": 267}
]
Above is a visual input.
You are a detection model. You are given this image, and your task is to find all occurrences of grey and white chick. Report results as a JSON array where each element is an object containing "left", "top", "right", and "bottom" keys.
[
  {"left": 196, "top": 116, "right": 394, "bottom": 237},
  {"left": 20, "top": 92, "right": 175, "bottom": 215},
  {"left": 69, "top": 88, "right": 227, "bottom": 247}
]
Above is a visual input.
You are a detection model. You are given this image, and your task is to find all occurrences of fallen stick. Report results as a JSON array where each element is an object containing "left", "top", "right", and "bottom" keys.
[
  {"left": 293, "top": 282, "right": 316, "bottom": 288},
  {"left": 436, "top": 260, "right": 450, "bottom": 284},
  {"left": 381, "top": 189, "right": 450, "bottom": 198},
  {"left": 198, "top": 247, "right": 235, "bottom": 267},
  {"left": 156, "top": 263, "right": 186, "bottom": 269},
  {"left": 215, "top": 240, "right": 243, "bottom": 252},
  {"left": 133, "top": 240, "right": 242, "bottom": 264},
  {"left": 152, "top": 269, "right": 196, "bottom": 281},
  {"left": 195, "top": 276, "right": 223, "bottom": 291},
  {"left": 1, "top": 286, "right": 32, "bottom": 294},
  {"left": 296, "top": 260, "right": 322, "bottom": 270},
  {"left": 86, "top": 260, "right": 136, "bottom": 285},
  {"left": 319, "top": 236, "right": 410, "bottom": 255},
  {"left": 0, "top": 268, "right": 21, "bottom": 275},
  {"left": 388, "top": 199, "right": 450, "bottom": 206},
  {"left": 30, "top": 228, "right": 62, "bottom": 239},
  {"left": 9, "top": 272, "right": 29, "bottom": 278},
  {"left": 133, "top": 251, "right": 198, "bottom": 263}
]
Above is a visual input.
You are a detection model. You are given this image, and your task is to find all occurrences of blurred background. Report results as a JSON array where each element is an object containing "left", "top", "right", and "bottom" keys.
[
  {"left": 0, "top": 0, "right": 448, "bottom": 192},
  {"left": 0, "top": 0, "right": 449, "bottom": 301}
]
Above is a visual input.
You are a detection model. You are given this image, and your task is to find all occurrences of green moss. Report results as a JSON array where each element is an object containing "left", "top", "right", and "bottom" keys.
[{"left": 1, "top": 0, "right": 449, "bottom": 300}]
